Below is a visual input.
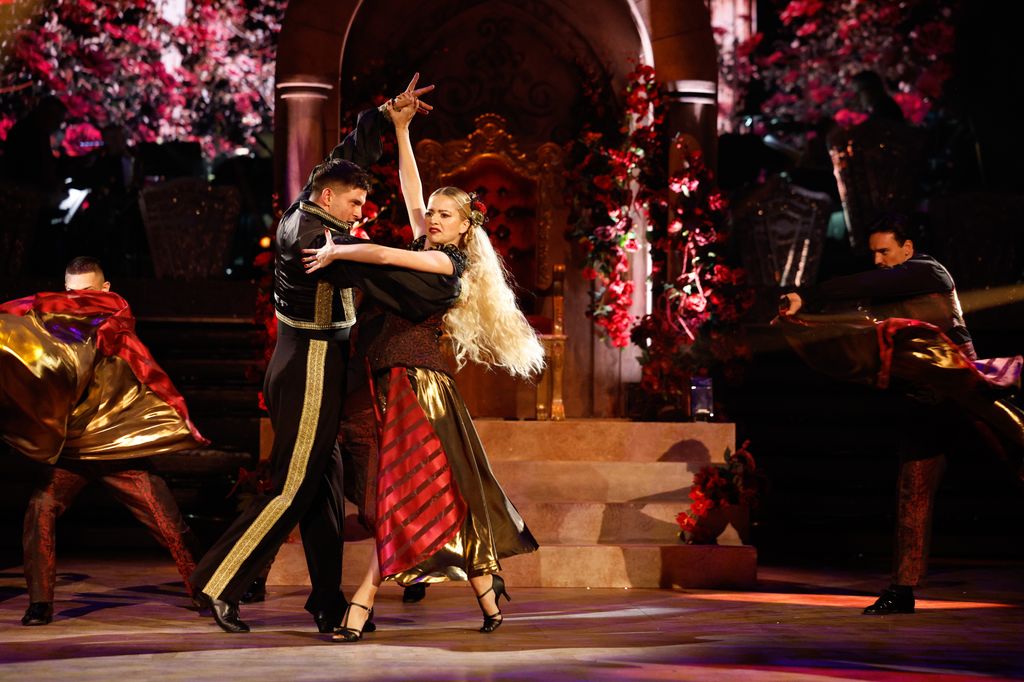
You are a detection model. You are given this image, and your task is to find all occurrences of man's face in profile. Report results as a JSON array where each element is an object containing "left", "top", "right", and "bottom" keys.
[
  {"left": 65, "top": 271, "right": 110, "bottom": 292},
  {"left": 869, "top": 231, "right": 913, "bottom": 269},
  {"left": 321, "top": 185, "right": 367, "bottom": 224}
]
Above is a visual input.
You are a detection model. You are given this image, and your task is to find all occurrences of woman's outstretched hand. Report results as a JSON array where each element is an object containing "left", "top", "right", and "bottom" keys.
[
  {"left": 302, "top": 229, "right": 342, "bottom": 274},
  {"left": 392, "top": 72, "right": 434, "bottom": 116}
]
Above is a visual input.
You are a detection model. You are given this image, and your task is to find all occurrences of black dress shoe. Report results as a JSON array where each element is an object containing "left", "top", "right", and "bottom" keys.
[
  {"left": 240, "top": 577, "right": 267, "bottom": 604},
  {"left": 402, "top": 583, "right": 427, "bottom": 603},
  {"left": 21, "top": 602, "right": 53, "bottom": 626},
  {"left": 314, "top": 608, "right": 342, "bottom": 634},
  {"left": 863, "top": 587, "right": 915, "bottom": 615},
  {"left": 475, "top": 574, "right": 510, "bottom": 633},
  {"left": 210, "top": 597, "right": 250, "bottom": 632}
]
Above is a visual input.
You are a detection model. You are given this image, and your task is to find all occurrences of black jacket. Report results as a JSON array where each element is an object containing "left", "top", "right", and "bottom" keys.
[
  {"left": 272, "top": 108, "right": 385, "bottom": 332},
  {"left": 272, "top": 107, "right": 459, "bottom": 333},
  {"left": 807, "top": 253, "right": 972, "bottom": 346}
]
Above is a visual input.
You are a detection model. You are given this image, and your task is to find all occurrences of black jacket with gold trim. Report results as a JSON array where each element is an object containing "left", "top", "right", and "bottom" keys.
[{"left": 273, "top": 108, "right": 385, "bottom": 334}]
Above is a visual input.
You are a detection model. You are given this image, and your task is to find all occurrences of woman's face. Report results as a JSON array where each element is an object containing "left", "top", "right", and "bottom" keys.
[{"left": 425, "top": 194, "right": 470, "bottom": 247}]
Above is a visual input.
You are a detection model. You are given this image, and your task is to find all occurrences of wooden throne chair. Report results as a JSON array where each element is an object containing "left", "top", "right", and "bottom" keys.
[{"left": 416, "top": 114, "right": 566, "bottom": 419}]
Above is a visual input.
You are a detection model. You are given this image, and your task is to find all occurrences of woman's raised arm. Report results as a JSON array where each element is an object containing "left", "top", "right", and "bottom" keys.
[{"left": 391, "top": 107, "right": 428, "bottom": 240}]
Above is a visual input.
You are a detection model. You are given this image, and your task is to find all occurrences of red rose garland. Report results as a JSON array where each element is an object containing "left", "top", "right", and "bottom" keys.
[
  {"left": 568, "top": 64, "right": 753, "bottom": 401},
  {"left": 565, "top": 65, "right": 659, "bottom": 348}
]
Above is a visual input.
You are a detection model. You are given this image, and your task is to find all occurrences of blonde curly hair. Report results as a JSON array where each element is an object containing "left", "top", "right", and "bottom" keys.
[{"left": 429, "top": 187, "right": 545, "bottom": 379}]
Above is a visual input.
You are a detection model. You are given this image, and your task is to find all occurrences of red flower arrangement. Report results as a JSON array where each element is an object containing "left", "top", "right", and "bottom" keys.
[
  {"left": 567, "top": 64, "right": 753, "bottom": 398},
  {"left": 717, "top": 0, "right": 957, "bottom": 137},
  {"left": 632, "top": 138, "right": 753, "bottom": 402},
  {"left": 0, "top": 0, "right": 286, "bottom": 157},
  {"left": 675, "top": 440, "right": 762, "bottom": 541},
  {"left": 564, "top": 64, "right": 661, "bottom": 349}
]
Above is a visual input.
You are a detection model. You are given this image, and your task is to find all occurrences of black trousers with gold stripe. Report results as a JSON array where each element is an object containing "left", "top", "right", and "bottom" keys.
[{"left": 191, "top": 325, "right": 348, "bottom": 614}]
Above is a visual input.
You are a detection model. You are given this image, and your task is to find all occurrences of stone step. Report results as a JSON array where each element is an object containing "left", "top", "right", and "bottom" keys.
[
  {"left": 337, "top": 501, "right": 710, "bottom": 546},
  {"left": 490, "top": 460, "right": 692, "bottom": 503},
  {"left": 516, "top": 501, "right": 687, "bottom": 544},
  {"left": 268, "top": 539, "right": 756, "bottom": 589},
  {"left": 474, "top": 419, "right": 734, "bottom": 463}
]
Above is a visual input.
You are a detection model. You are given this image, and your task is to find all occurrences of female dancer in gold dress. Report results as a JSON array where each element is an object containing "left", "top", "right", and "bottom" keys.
[{"left": 304, "top": 100, "right": 543, "bottom": 640}]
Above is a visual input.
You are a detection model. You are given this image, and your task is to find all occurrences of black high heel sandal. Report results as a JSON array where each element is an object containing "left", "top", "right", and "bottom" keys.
[
  {"left": 331, "top": 602, "right": 374, "bottom": 642},
  {"left": 475, "top": 574, "right": 511, "bottom": 633}
]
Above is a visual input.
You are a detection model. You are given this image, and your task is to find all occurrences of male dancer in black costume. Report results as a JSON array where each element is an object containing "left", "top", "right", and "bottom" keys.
[
  {"left": 781, "top": 215, "right": 1022, "bottom": 615},
  {"left": 191, "top": 78, "right": 437, "bottom": 633}
]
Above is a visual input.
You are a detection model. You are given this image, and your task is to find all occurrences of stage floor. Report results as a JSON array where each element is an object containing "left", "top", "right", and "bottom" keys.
[{"left": 1, "top": 553, "right": 1022, "bottom": 681}]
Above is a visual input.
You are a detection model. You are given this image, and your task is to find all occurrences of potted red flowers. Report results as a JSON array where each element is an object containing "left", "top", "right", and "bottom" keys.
[{"left": 676, "top": 440, "right": 762, "bottom": 544}]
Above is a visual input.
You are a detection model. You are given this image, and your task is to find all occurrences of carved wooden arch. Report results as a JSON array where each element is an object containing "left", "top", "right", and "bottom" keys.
[
  {"left": 273, "top": 0, "right": 659, "bottom": 204},
  {"left": 415, "top": 113, "right": 564, "bottom": 289}
]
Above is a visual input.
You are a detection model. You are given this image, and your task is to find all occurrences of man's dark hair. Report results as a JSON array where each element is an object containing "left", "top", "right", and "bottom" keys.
[
  {"left": 65, "top": 256, "right": 104, "bottom": 278},
  {"left": 310, "top": 159, "right": 372, "bottom": 195},
  {"left": 867, "top": 213, "right": 914, "bottom": 245}
]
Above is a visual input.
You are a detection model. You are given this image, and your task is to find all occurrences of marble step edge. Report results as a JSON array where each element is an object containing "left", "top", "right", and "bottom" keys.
[
  {"left": 491, "top": 461, "right": 696, "bottom": 503},
  {"left": 254, "top": 418, "right": 737, "bottom": 463},
  {"left": 513, "top": 500, "right": 694, "bottom": 544},
  {"left": 339, "top": 501, "right": 699, "bottom": 544},
  {"left": 474, "top": 419, "right": 735, "bottom": 464}
]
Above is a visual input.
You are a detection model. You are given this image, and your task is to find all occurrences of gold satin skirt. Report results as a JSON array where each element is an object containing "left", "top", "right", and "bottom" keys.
[
  {"left": 377, "top": 367, "right": 539, "bottom": 585},
  {"left": 1, "top": 310, "right": 201, "bottom": 463}
]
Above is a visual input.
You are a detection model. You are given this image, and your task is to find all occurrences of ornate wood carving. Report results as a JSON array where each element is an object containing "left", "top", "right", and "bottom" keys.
[
  {"left": 416, "top": 113, "right": 563, "bottom": 289},
  {"left": 733, "top": 175, "right": 832, "bottom": 288}
]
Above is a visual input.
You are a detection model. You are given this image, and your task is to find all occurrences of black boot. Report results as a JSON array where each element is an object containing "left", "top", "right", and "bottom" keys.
[
  {"left": 21, "top": 602, "right": 53, "bottom": 626},
  {"left": 402, "top": 583, "right": 427, "bottom": 603},
  {"left": 863, "top": 585, "right": 915, "bottom": 615},
  {"left": 209, "top": 597, "right": 250, "bottom": 632}
]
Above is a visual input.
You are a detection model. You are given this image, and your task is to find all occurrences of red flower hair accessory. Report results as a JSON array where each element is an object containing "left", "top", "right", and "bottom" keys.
[{"left": 467, "top": 192, "right": 489, "bottom": 227}]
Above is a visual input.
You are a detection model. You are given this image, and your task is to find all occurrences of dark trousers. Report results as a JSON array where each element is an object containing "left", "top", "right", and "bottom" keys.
[
  {"left": 23, "top": 459, "right": 198, "bottom": 603},
  {"left": 339, "top": 354, "right": 379, "bottom": 531},
  {"left": 190, "top": 325, "right": 348, "bottom": 614},
  {"left": 889, "top": 393, "right": 975, "bottom": 587},
  {"left": 894, "top": 453, "right": 946, "bottom": 586}
]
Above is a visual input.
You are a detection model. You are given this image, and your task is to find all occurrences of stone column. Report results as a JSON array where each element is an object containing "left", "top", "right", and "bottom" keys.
[
  {"left": 663, "top": 81, "right": 718, "bottom": 171},
  {"left": 649, "top": 0, "right": 719, "bottom": 169},
  {"left": 275, "top": 78, "right": 334, "bottom": 203},
  {"left": 649, "top": 0, "right": 719, "bottom": 284}
]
